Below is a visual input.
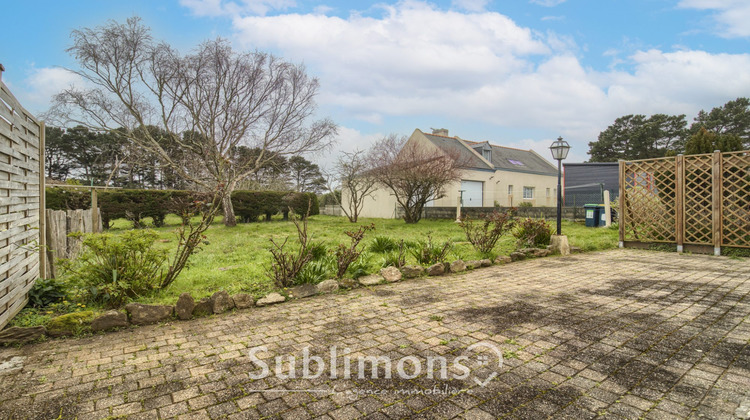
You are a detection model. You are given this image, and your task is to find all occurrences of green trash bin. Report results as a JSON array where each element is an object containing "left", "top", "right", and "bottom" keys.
[{"left": 584, "top": 204, "right": 600, "bottom": 227}]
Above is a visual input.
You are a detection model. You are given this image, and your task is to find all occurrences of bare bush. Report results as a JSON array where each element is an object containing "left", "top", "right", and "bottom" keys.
[
  {"left": 335, "top": 224, "right": 375, "bottom": 278},
  {"left": 369, "top": 134, "right": 463, "bottom": 223},
  {"left": 267, "top": 204, "right": 314, "bottom": 288},
  {"left": 459, "top": 209, "right": 517, "bottom": 255},
  {"left": 330, "top": 149, "right": 378, "bottom": 223}
]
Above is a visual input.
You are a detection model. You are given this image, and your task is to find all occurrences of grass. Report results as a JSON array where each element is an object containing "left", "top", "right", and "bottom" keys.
[
  {"left": 10, "top": 214, "right": 618, "bottom": 328},
  {"left": 107, "top": 214, "right": 618, "bottom": 305}
]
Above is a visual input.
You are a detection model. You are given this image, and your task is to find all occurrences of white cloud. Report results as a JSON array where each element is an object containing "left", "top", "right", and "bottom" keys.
[
  {"left": 317, "top": 126, "right": 384, "bottom": 170},
  {"left": 233, "top": 1, "right": 551, "bottom": 111},
  {"left": 313, "top": 4, "right": 333, "bottom": 15},
  {"left": 208, "top": 1, "right": 750, "bottom": 159},
  {"left": 529, "top": 0, "right": 566, "bottom": 7},
  {"left": 451, "top": 0, "right": 490, "bottom": 12},
  {"left": 180, "top": 0, "right": 295, "bottom": 17},
  {"left": 678, "top": 0, "right": 750, "bottom": 38},
  {"left": 541, "top": 15, "right": 564, "bottom": 21},
  {"left": 9, "top": 67, "right": 84, "bottom": 115}
]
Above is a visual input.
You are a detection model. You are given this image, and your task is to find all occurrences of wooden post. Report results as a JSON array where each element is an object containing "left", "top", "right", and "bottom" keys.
[
  {"left": 91, "top": 188, "right": 99, "bottom": 233},
  {"left": 455, "top": 192, "right": 462, "bottom": 223},
  {"left": 675, "top": 154, "right": 684, "bottom": 253},
  {"left": 712, "top": 150, "right": 722, "bottom": 256},
  {"left": 618, "top": 160, "right": 625, "bottom": 248},
  {"left": 38, "top": 121, "right": 47, "bottom": 279},
  {"left": 603, "top": 190, "right": 611, "bottom": 228}
]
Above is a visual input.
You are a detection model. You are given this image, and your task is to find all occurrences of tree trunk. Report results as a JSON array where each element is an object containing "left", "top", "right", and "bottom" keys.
[
  {"left": 402, "top": 204, "right": 423, "bottom": 224},
  {"left": 222, "top": 193, "right": 237, "bottom": 227},
  {"left": 403, "top": 207, "right": 418, "bottom": 224}
]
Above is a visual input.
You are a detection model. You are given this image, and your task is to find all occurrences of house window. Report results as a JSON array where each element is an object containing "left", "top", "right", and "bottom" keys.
[
  {"left": 546, "top": 188, "right": 550, "bottom": 197},
  {"left": 508, "top": 185, "right": 513, "bottom": 195},
  {"left": 482, "top": 149, "right": 491, "bottom": 161},
  {"left": 523, "top": 187, "right": 534, "bottom": 199}
]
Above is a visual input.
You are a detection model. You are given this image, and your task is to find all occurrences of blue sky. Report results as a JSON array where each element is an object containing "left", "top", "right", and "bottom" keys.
[{"left": 3, "top": 0, "right": 749, "bottom": 164}]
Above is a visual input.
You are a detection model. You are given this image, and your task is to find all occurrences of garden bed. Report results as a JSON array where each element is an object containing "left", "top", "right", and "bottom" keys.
[{"left": 6, "top": 215, "right": 618, "bottom": 339}]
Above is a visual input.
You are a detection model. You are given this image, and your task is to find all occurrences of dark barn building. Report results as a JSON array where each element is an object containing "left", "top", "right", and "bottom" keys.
[{"left": 563, "top": 162, "right": 619, "bottom": 206}]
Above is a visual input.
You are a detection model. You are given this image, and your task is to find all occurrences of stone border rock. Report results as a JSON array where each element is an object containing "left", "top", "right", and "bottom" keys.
[{"left": 2, "top": 246, "right": 559, "bottom": 345}]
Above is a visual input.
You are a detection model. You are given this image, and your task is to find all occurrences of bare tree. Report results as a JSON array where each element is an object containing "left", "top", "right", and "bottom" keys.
[
  {"left": 370, "top": 134, "right": 463, "bottom": 223},
  {"left": 330, "top": 149, "right": 378, "bottom": 222},
  {"left": 49, "top": 17, "right": 336, "bottom": 289},
  {"left": 51, "top": 17, "right": 337, "bottom": 228}
]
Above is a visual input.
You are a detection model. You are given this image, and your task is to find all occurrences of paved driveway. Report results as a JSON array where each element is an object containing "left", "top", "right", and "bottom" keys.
[{"left": 1, "top": 249, "right": 748, "bottom": 420}]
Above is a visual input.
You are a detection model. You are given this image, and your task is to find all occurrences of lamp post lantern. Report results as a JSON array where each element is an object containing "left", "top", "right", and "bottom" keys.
[{"left": 549, "top": 137, "right": 570, "bottom": 235}]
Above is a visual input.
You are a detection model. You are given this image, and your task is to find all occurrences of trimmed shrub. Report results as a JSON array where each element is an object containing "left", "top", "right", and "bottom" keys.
[
  {"left": 46, "top": 188, "right": 319, "bottom": 227},
  {"left": 283, "top": 192, "right": 319, "bottom": 218},
  {"left": 45, "top": 188, "right": 89, "bottom": 210},
  {"left": 229, "top": 191, "right": 319, "bottom": 222},
  {"left": 514, "top": 218, "right": 553, "bottom": 248},
  {"left": 232, "top": 191, "right": 282, "bottom": 222},
  {"left": 46, "top": 188, "right": 195, "bottom": 228}
]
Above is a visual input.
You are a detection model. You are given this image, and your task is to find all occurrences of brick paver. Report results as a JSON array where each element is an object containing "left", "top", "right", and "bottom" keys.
[{"left": 1, "top": 249, "right": 749, "bottom": 419}]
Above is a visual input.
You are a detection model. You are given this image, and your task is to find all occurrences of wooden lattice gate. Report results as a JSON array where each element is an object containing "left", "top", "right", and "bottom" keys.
[{"left": 619, "top": 151, "right": 750, "bottom": 254}]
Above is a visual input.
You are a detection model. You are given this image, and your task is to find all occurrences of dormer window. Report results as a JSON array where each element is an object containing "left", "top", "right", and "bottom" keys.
[{"left": 482, "top": 149, "right": 491, "bottom": 161}]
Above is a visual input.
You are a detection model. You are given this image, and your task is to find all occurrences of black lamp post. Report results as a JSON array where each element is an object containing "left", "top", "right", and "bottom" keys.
[{"left": 549, "top": 137, "right": 570, "bottom": 235}]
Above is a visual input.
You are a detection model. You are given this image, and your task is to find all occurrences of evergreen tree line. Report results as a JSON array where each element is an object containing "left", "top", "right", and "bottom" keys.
[
  {"left": 588, "top": 98, "right": 750, "bottom": 161},
  {"left": 45, "top": 125, "right": 326, "bottom": 193}
]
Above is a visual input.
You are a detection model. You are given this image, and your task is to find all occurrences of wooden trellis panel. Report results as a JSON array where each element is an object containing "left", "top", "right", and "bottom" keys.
[
  {"left": 721, "top": 151, "right": 750, "bottom": 248},
  {"left": 621, "top": 157, "right": 676, "bottom": 243},
  {"left": 619, "top": 150, "right": 750, "bottom": 253},
  {"left": 0, "top": 79, "right": 43, "bottom": 329},
  {"left": 683, "top": 154, "right": 713, "bottom": 245}
]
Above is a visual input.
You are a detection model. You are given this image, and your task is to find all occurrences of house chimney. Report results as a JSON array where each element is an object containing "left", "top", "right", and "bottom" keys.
[
  {"left": 431, "top": 128, "right": 449, "bottom": 136},
  {"left": 0, "top": 64, "right": 5, "bottom": 82}
]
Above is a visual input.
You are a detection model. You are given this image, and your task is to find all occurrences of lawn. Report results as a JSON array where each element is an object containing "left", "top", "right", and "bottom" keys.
[
  {"left": 105, "top": 214, "right": 619, "bottom": 305},
  {"left": 10, "top": 214, "right": 618, "bottom": 328}
]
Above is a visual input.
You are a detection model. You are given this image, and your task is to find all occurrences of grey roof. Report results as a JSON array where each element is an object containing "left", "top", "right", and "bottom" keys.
[
  {"left": 421, "top": 131, "right": 557, "bottom": 175},
  {"left": 422, "top": 133, "right": 493, "bottom": 171},
  {"left": 487, "top": 145, "right": 557, "bottom": 175}
]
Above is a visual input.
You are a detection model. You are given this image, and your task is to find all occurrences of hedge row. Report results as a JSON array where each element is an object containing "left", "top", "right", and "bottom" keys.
[
  {"left": 232, "top": 190, "right": 319, "bottom": 222},
  {"left": 46, "top": 188, "right": 319, "bottom": 228}
]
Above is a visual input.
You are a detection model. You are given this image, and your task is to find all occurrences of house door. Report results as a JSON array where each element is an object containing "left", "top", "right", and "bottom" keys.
[{"left": 461, "top": 180, "right": 483, "bottom": 207}]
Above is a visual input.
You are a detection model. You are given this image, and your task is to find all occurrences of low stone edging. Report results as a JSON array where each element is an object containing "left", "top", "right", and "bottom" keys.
[{"left": 1, "top": 246, "right": 575, "bottom": 345}]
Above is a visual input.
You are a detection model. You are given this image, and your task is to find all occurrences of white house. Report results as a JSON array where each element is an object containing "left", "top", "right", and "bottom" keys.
[{"left": 349, "top": 128, "right": 560, "bottom": 218}]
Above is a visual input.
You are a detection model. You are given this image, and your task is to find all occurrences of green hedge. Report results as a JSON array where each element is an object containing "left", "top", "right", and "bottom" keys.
[
  {"left": 46, "top": 188, "right": 319, "bottom": 228},
  {"left": 232, "top": 191, "right": 318, "bottom": 222}
]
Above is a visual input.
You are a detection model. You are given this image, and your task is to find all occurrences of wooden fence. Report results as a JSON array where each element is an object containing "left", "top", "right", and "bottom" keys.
[
  {"left": 45, "top": 208, "right": 102, "bottom": 278},
  {"left": 619, "top": 151, "right": 750, "bottom": 254},
  {"left": 0, "top": 78, "right": 44, "bottom": 329}
]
